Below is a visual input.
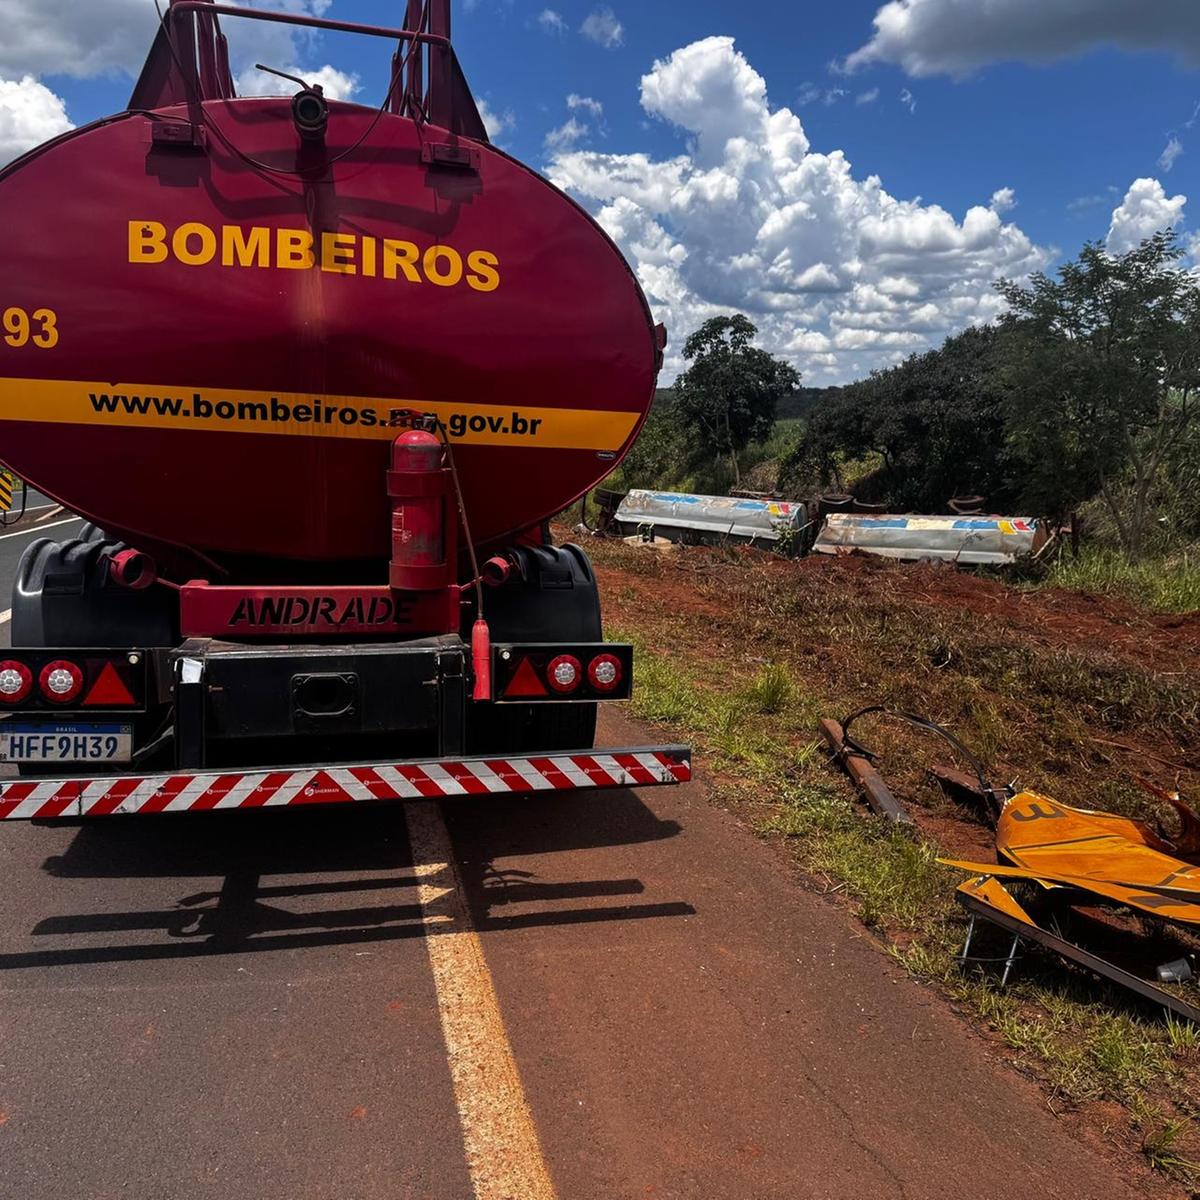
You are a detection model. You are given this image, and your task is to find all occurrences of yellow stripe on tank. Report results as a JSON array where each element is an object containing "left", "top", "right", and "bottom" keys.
[{"left": 0, "top": 377, "right": 641, "bottom": 452}]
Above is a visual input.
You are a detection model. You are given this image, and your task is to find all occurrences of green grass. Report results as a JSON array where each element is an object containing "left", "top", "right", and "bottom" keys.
[
  {"left": 610, "top": 604, "right": 1200, "bottom": 1180},
  {"left": 1138, "top": 1105, "right": 1200, "bottom": 1179},
  {"left": 1042, "top": 544, "right": 1200, "bottom": 613},
  {"left": 740, "top": 663, "right": 794, "bottom": 714}
]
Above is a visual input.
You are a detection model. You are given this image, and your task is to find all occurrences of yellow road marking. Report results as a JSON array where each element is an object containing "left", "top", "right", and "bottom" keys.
[{"left": 404, "top": 800, "right": 558, "bottom": 1200}]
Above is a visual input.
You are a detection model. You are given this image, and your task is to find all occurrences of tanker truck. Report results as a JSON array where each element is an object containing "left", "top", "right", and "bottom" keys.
[{"left": 0, "top": 0, "right": 690, "bottom": 820}]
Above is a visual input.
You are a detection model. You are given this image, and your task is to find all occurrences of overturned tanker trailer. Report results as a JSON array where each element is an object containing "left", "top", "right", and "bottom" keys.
[
  {"left": 813, "top": 514, "right": 1049, "bottom": 565},
  {"left": 615, "top": 490, "right": 810, "bottom": 549},
  {"left": 0, "top": 0, "right": 690, "bottom": 819}
]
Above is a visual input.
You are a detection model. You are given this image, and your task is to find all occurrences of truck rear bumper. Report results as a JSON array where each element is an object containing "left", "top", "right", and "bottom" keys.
[{"left": 0, "top": 745, "right": 692, "bottom": 820}]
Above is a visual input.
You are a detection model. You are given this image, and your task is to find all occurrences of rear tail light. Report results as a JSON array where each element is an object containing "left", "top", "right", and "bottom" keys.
[
  {"left": 0, "top": 661, "right": 33, "bottom": 704},
  {"left": 546, "top": 654, "right": 583, "bottom": 694},
  {"left": 494, "top": 644, "right": 632, "bottom": 702},
  {"left": 587, "top": 653, "right": 623, "bottom": 693},
  {"left": 39, "top": 660, "right": 84, "bottom": 704}
]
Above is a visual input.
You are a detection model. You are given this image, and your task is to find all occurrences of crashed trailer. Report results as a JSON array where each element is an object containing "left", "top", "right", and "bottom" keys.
[
  {"left": 813, "top": 514, "right": 1048, "bottom": 565},
  {"left": 615, "top": 490, "right": 809, "bottom": 549}
]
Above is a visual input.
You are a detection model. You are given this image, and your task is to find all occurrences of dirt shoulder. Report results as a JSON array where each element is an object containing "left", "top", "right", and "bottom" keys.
[
  {"left": 581, "top": 532, "right": 1200, "bottom": 1192},
  {"left": 454, "top": 705, "right": 1170, "bottom": 1200},
  {"left": 591, "top": 540, "right": 1197, "bottom": 808}
]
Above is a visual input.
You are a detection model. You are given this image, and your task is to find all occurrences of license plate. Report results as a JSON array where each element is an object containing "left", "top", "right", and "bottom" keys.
[{"left": 0, "top": 723, "right": 133, "bottom": 764}]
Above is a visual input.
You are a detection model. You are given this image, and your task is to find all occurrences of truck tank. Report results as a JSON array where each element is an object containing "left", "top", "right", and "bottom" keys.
[{"left": 0, "top": 1, "right": 660, "bottom": 580}]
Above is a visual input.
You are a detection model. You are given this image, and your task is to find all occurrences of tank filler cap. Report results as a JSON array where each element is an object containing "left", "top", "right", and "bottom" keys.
[
  {"left": 254, "top": 63, "right": 329, "bottom": 142},
  {"left": 292, "top": 86, "right": 329, "bottom": 141}
]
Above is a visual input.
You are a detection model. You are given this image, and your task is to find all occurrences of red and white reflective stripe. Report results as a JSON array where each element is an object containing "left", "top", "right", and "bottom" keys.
[{"left": 0, "top": 746, "right": 692, "bottom": 819}]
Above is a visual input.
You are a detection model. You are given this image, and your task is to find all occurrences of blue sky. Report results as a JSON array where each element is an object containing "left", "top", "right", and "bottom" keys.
[
  {"left": 2, "top": 1, "right": 1197, "bottom": 382},
  {"left": 459, "top": 3, "right": 1198, "bottom": 244}
]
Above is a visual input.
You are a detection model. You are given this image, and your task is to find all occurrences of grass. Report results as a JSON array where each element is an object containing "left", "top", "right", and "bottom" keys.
[
  {"left": 1042, "top": 544, "right": 1200, "bottom": 613},
  {"left": 593, "top": 536, "right": 1200, "bottom": 1182},
  {"left": 1167, "top": 1013, "right": 1200, "bottom": 1055},
  {"left": 1139, "top": 1104, "right": 1200, "bottom": 1180},
  {"left": 740, "top": 663, "right": 794, "bottom": 714},
  {"left": 625, "top": 636, "right": 1198, "bottom": 1143}
]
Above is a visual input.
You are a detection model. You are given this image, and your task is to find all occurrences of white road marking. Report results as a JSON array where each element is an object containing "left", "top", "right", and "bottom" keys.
[
  {"left": 0, "top": 502, "right": 58, "bottom": 517},
  {"left": 404, "top": 800, "right": 558, "bottom": 1200},
  {"left": 0, "top": 516, "right": 81, "bottom": 540},
  {"left": 0, "top": 609, "right": 9, "bottom": 626}
]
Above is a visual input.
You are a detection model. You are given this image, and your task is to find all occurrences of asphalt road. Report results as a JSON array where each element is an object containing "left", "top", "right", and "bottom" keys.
[{"left": 0, "top": 516, "right": 1164, "bottom": 1199}]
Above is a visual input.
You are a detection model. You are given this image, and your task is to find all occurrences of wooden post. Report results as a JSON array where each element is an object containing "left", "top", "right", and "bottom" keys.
[{"left": 819, "top": 719, "right": 914, "bottom": 827}]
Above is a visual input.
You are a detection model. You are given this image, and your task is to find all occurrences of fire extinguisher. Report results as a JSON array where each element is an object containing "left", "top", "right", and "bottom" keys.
[
  {"left": 388, "top": 428, "right": 452, "bottom": 592},
  {"left": 388, "top": 420, "right": 491, "bottom": 699}
]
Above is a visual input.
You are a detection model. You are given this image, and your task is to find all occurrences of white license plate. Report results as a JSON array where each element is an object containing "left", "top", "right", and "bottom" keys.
[{"left": 0, "top": 723, "right": 133, "bottom": 764}]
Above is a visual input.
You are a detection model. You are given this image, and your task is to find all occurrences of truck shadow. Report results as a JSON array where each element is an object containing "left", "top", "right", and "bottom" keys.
[{"left": 0, "top": 788, "right": 692, "bottom": 970}]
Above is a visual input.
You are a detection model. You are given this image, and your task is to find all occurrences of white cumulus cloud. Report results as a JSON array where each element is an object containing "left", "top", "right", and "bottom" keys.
[
  {"left": 1106, "top": 177, "right": 1187, "bottom": 253},
  {"left": 475, "top": 97, "right": 515, "bottom": 141},
  {"left": 237, "top": 63, "right": 358, "bottom": 102},
  {"left": 990, "top": 187, "right": 1016, "bottom": 213},
  {"left": 0, "top": 74, "right": 74, "bottom": 166},
  {"left": 581, "top": 7, "right": 624, "bottom": 50},
  {"left": 547, "top": 36, "right": 1049, "bottom": 383},
  {"left": 545, "top": 93, "right": 605, "bottom": 150},
  {"left": 545, "top": 116, "right": 589, "bottom": 151},
  {"left": 538, "top": 9, "right": 566, "bottom": 34},
  {"left": 845, "top": 0, "right": 1200, "bottom": 77},
  {"left": 0, "top": 0, "right": 159, "bottom": 79}
]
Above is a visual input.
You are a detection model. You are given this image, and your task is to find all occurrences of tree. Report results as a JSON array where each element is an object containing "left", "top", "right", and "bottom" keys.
[
  {"left": 997, "top": 231, "right": 1200, "bottom": 559},
  {"left": 783, "top": 325, "right": 1014, "bottom": 511},
  {"left": 673, "top": 315, "right": 799, "bottom": 486}
]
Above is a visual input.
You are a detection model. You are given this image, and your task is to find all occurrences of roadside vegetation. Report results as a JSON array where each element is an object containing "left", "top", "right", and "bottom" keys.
[
  {"left": 582, "top": 535, "right": 1200, "bottom": 1183},
  {"left": 585, "top": 226, "right": 1200, "bottom": 1181},
  {"left": 1039, "top": 544, "right": 1200, "bottom": 614},
  {"left": 604, "top": 231, "right": 1200, "bottom": 611}
]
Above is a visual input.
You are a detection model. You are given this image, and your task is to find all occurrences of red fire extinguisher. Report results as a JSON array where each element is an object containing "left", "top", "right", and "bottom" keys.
[
  {"left": 388, "top": 428, "right": 453, "bottom": 592},
  {"left": 388, "top": 422, "right": 490, "bottom": 698}
]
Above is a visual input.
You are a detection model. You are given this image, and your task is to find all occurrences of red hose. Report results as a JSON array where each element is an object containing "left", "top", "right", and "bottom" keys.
[{"left": 471, "top": 618, "right": 491, "bottom": 702}]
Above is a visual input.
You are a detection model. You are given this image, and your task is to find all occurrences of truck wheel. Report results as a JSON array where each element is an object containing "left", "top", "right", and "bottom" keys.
[{"left": 467, "top": 543, "right": 601, "bottom": 754}]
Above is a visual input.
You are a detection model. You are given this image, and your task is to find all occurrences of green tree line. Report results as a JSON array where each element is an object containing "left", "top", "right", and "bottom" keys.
[
  {"left": 788, "top": 230, "right": 1200, "bottom": 559},
  {"left": 614, "top": 231, "right": 1200, "bottom": 563}
]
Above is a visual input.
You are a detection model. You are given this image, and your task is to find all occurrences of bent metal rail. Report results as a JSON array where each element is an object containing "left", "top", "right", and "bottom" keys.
[{"left": 0, "top": 746, "right": 692, "bottom": 820}]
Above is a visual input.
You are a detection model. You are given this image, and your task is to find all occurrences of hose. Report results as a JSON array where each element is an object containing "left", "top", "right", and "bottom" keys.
[{"left": 839, "top": 704, "right": 1010, "bottom": 815}]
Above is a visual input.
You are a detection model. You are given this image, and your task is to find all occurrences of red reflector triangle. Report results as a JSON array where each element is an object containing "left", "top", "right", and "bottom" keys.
[
  {"left": 83, "top": 662, "right": 135, "bottom": 707},
  {"left": 503, "top": 657, "right": 548, "bottom": 698}
]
